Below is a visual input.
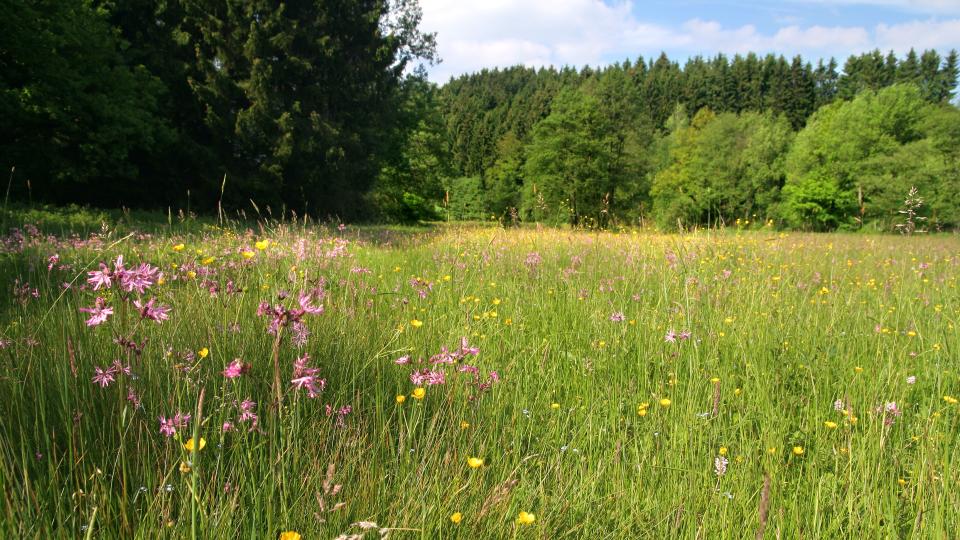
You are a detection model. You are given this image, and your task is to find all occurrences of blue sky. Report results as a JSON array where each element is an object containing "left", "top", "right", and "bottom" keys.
[{"left": 418, "top": 0, "right": 960, "bottom": 82}]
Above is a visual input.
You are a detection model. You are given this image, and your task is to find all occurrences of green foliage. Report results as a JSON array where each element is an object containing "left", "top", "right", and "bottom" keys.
[
  {"left": 372, "top": 77, "right": 450, "bottom": 223},
  {"left": 1, "top": 0, "right": 437, "bottom": 218},
  {"left": 651, "top": 109, "right": 792, "bottom": 229},
  {"left": 781, "top": 84, "right": 958, "bottom": 230},
  {"left": 177, "top": 0, "right": 437, "bottom": 218},
  {"left": 779, "top": 175, "right": 857, "bottom": 231},
  {"left": 443, "top": 176, "right": 487, "bottom": 221},
  {"left": 2, "top": 4, "right": 959, "bottom": 231},
  {"left": 485, "top": 132, "right": 526, "bottom": 218},
  {"left": 522, "top": 83, "right": 650, "bottom": 226},
  {"left": 0, "top": 0, "right": 175, "bottom": 205}
]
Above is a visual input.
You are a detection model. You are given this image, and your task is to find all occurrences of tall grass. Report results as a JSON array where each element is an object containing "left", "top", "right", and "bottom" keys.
[{"left": 0, "top": 217, "right": 957, "bottom": 538}]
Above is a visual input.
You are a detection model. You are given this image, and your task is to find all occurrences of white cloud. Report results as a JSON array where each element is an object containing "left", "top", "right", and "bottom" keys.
[
  {"left": 876, "top": 19, "right": 960, "bottom": 50},
  {"left": 791, "top": 0, "right": 960, "bottom": 16},
  {"left": 418, "top": 1, "right": 960, "bottom": 81}
]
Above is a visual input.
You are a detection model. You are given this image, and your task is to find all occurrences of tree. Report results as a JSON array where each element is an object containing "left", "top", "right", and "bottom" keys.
[
  {"left": 372, "top": 75, "right": 450, "bottom": 223},
  {"left": 0, "top": 0, "right": 174, "bottom": 206},
  {"left": 650, "top": 109, "right": 791, "bottom": 229},
  {"left": 780, "top": 84, "right": 950, "bottom": 230},
  {"left": 523, "top": 87, "right": 635, "bottom": 225},
  {"left": 178, "top": 0, "right": 437, "bottom": 218},
  {"left": 485, "top": 132, "right": 525, "bottom": 217}
]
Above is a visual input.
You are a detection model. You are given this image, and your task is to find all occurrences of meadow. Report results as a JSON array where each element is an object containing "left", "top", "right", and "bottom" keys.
[{"left": 0, "top": 215, "right": 958, "bottom": 538}]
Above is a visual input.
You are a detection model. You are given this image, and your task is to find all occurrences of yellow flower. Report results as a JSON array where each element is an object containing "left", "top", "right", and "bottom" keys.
[
  {"left": 709, "top": 377, "right": 720, "bottom": 384},
  {"left": 792, "top": 446, "right": 804, "bottom": 456},
  {"left": 410, "top": 319, "right": 423, "bottom": 328},
  {"left": 767, "top": 447, "right": 778, "bottom": 455},
  {"left": 395, "top": 394, "right": 406, "bottom": 404},
  {"left": 179, "top": 461, "right": 191, "bottom": 473},
  {"left": 197, "top": 347, "right": 209, "bottom": 359},
  {"left": 411, "top": 387, "right": 426, "bottom": 400},
  {"left": 467, "top": 457, "right": 484, "bottom": 469},
  {"left": 460, "top": 421, "right": 470, "bottom": 430},
  {"left": 186, "top": 271, "right": 197, "bottom": 280},
  {"left": 824, "top": 421, "right": 838, "bottom": 429},
  {"left": 172, "top": 243, "right": 185, "bottom": 252},
  {"left": 279, "top": 532, "right": 301, "bottom": 540},
  {"left": 944, "top": 395, "right": 958, "bottom": 405},
  {"left": 255, "top": 239, "right": 270, "bottom": 250},
  {"left": 854, "top": 366, "right": 863, "bottom": 373},
  {"left": 718, "top": 447, "right": 727, "bottom": 456},
  {"left": 516, "top": 511, "right": 536, "bottom": 525},
  {"left": 183, "top": 437, "right": 206, "bottom": 452},
  {"left": 659, "top": 398, "right": 671, "bottom": 407},
  {"left": 551, "top": 403, "right": 560, "bottom": 410},
  {"left": 242, "top": 250, "right": 255, "bottom": 259},
  {"left": 201, "top": 256, "right": 215, "bottom": 265},
  {"left": 450, "top": 512, "right": 463, "bottom": 524}
]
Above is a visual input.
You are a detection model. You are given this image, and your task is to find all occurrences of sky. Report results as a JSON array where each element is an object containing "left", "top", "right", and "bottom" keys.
[{"left": 417, "top": 0, "right": 960, "bottom": 82}]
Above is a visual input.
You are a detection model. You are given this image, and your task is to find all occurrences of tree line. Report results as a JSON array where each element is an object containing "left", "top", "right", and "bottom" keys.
[
  {"left": 2, "top": 2, "right": 958, "bottom": 230},
  {"left": 430, "top": 51, "right": 960, "bottom": 230}
]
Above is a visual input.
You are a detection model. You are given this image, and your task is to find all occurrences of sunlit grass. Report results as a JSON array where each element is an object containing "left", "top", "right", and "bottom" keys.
[{"left": 0, "top": 219, "right": 958, "bottom": 538}]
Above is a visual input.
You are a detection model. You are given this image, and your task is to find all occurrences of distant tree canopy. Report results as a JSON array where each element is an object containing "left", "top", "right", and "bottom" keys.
[
  {"left": 2, "top": 4, "right": 959, "bottom": 229},
  {"left": 435, "top": 51, "right": 960, "bottom": 230}
]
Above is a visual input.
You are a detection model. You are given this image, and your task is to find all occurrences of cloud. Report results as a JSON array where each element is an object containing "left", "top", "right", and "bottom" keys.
[
  {"left": 418, "top": 1, "right": 960, "bottom": 82},
  {"left": 790, "top": 0, "right": 960, "bottom": 16},
  {"left": 875, "top": 19, "right": 960, "bottom": 50}
]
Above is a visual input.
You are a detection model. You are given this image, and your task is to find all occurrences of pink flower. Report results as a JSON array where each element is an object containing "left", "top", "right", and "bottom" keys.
[
  {"left": 238, "top": 399, "right": 258, "bottom": 425},
  {"left": 298, "top": 292, "right": 324, "bottom": 315},
  {"left": 664, "top": 330, "right": 677, "bottom": 343},
  {"left": 87, "top": 264, "right": 113, "bottom": 290},
  {"left": 92, "top": 366, "right": 115, "bottom": 388},
  {"left": 410, "top": 369, "right": 445, "bottom": 386},
  {"left": 133, "top": 297, "right": 171, "bottom": 323},
  {"left": 110, "top": 359, "right": 131, "bottom": 376},
  {"left": 609, "top": 312, "right": 625, "bottom": 322},
  {"left": 459, "top": 337, "right": 480, "bottom": 356},
  {"left": 80, "top": 297, "right": 113, "bottom": 327},
  {"left": 158, "top": 416, "right": 177, "bottom": 437},
  {"left": 120, "top": 263, "right": 160, "bottom": 294},
  {"left": 222, "top": 359, "right": 247, "bottom": 379},
  {"left": 173, "top": 412, "right": 191, "bottom": 429},
  {"left": 291, "top": 355, "right": 325, "bottom": 397},
  {"left": 394, "top": 355, "right": 411, "bottom": 365},
  {"left": 126, "top": 388, "right": 141, "bottom": 408},
  {"left": 715, "top": 456, "right": 728, "bottom": 476}
]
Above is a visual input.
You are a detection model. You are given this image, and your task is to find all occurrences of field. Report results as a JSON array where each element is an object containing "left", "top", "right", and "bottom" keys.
[{"left": 1, "top": 216, "right": 958, "bottom": 538}]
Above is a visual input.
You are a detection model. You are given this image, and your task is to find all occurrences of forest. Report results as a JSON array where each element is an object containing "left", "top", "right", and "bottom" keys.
[{"left": 2, "top": 1, "right": 959, "bottom": 230}]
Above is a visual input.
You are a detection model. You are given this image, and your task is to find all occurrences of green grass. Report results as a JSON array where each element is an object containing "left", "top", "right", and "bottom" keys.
[{"left": 0, "top": 216, "right": 958, "bottom": 538}]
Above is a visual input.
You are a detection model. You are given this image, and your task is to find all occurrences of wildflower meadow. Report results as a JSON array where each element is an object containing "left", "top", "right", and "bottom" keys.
[{"left": 1, "top": 215, "right": 959, "bottom": 538}]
